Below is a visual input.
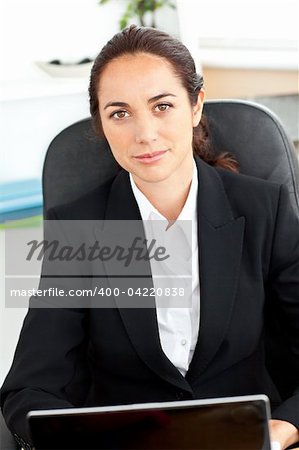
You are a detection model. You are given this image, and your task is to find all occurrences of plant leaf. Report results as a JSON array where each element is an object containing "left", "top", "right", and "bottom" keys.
[
  {"left": 98, "top": 0, "right": 176, "bottom": 29},
  {"left": 120, "top": 16, "right": 129, "bottom": 29}
]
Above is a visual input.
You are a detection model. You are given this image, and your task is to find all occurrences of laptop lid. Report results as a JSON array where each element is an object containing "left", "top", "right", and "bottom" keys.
[{"left": 27, "top": 394, "right": 271, "bottom": 450}]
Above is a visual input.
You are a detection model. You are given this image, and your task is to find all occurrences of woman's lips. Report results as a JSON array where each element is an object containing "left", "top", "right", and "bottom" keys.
[{"left": 134, "top": 150, "right": 168, "bottom": 164}]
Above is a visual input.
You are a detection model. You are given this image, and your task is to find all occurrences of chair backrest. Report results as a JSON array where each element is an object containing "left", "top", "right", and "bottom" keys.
[
  {"left": 43, "top": 99, "right": 299, "bottom": 215},
  {"left": 43, "top": 99, "right": 299, "bottom": 399}
]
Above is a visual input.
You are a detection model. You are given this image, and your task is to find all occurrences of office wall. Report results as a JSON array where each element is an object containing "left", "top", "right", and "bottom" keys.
[
  {"left": 176, "top": 0, "right": 298, "bottom": 99},
  {"left": 0, "top": 0, "right": 117, "bottom": 83},
  {"left": 203, "top": 68, "right": 298, "bottom": 99},
  {"left": 0, "top": 93, "right": 90, "bottom": 182},
  {"left": 0, "top": 0, "right": 124, "bottom": 182},
  {"left": 0, "top": 0, "right": 179, "bottom": 183}
]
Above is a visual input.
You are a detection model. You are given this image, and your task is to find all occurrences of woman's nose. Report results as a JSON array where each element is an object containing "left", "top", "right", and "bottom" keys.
[{"left": 134, "top": 116, "right": 158, "bottom": 144}]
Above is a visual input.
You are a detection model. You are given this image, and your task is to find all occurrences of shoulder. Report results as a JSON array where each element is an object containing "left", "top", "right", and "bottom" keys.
[
  {"left": 215, "top": 166, "right": 282, "bottom": 195},
  {"left": 214, "top": 166, "right": 283, "bottom": 217},
  {"left": 196, "top": 156, "right": 284, "bottom": 219},
  {"left": 46, "top": 177, "right": 115, "bottom": 220}
]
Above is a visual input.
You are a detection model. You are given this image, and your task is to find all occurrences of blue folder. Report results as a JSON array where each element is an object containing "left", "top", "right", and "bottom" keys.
[{"left": 0, "top": 179, "right": 43, "bottom": 223}]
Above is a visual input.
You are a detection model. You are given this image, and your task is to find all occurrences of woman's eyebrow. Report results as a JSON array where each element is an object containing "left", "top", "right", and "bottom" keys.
[
  {"left": 104, "top": 93, "right": 176, "bottom": 110},
  {"left": 148, "top": 92, "right": 177, "bottom": 103},
  {"left": 104, "top": 101, "right": 128, "bottom": 110}
]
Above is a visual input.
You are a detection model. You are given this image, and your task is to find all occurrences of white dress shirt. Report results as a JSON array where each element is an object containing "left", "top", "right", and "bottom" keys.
[{"left": 129, "top": 161, "right": 200, "bottom": 376}]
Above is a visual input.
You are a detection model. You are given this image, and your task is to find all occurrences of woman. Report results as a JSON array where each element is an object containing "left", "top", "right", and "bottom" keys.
[{"left": 1, "top": 25, "right": 299, "bottom": 449}]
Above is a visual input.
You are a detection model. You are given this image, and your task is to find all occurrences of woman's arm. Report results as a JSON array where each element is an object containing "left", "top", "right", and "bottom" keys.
[
  {"left": 0, "top": 208, "right": 91, "bottom": 445},
  {"left": 0, "top": 306, "right": 90, "bottom": 444}
]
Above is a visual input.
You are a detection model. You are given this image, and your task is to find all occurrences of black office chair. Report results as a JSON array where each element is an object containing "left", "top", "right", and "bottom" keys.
[
  {"left": 42, "top": 99, "right": 299, "bottom": 215},
  {"left": 2, "top": 99, "right": 299, "bottom": 449}
]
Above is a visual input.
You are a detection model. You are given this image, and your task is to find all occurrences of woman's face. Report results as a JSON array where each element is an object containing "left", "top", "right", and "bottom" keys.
[{"left": 98, "top": 52, "right": 204, "bottom": 187}]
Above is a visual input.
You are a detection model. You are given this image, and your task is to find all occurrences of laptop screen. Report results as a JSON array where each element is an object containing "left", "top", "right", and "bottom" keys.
[{"left": 27, "top": 395, "right": 271, "bottom": 450}]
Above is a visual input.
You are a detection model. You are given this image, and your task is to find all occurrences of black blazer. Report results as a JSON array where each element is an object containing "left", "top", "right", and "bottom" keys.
[{"left": 1, "top": 157, "right": 299, "bottom": 445}]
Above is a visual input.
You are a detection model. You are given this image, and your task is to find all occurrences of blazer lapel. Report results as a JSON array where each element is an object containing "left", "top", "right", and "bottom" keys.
[
  {"left": 96, "top": 170, "right": 191, "bottom": 392},
  {"left": 187, "top": 159, "right": 245, "bottom": 383}
]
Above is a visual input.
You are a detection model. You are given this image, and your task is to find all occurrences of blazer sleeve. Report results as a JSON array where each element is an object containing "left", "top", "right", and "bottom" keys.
[
  {"left": 0, "top": 208, "right": 91, "bottom": 445},
  {"left": 268, "top": 184, "right": 299, "bottom": 429}
]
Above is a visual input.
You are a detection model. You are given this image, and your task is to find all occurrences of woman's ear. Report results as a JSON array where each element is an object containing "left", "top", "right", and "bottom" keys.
[{"left": 192, "top": 89, "right": 205, "bottom": 127}]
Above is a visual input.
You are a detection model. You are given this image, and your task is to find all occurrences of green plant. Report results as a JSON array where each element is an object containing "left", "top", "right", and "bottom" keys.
[{"left": 99, "top": 0, "right": 176, "bottom": 29}]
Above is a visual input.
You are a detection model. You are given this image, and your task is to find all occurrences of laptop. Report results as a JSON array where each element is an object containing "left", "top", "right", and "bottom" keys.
[{"left": 27, "top": 394, "right": 272, "bottom": 450}]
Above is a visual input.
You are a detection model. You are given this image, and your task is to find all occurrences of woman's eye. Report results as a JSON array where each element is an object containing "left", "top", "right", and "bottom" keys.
[
  {"left": 155, "top": 103, "right": 171, "bottom": 112},
  {"left": 111, "top": 110, "right": 129, "bottom": 119}
]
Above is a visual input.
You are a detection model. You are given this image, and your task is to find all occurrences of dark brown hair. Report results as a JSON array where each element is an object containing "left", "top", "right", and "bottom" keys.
[{"left": 89, "top": 25, "right": 238, "bottom": 172}]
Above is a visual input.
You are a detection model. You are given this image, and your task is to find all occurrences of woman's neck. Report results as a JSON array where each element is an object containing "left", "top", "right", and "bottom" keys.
[{"left": 133, "top": 161, "right": 194, "bottom": 222}]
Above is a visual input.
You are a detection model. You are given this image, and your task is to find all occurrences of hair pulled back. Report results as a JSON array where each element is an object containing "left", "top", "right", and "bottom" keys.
[{"left": 89, "top": 25, "right": 237, "bottom": 172}]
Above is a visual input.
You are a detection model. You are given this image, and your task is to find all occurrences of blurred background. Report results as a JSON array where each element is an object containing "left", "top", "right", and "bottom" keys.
[
  {"left": 0, "top": 0, "right": 298, "bottom": 383},
  {"left": 0, "top": 0, "right": 298, "bottom": 185}
]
